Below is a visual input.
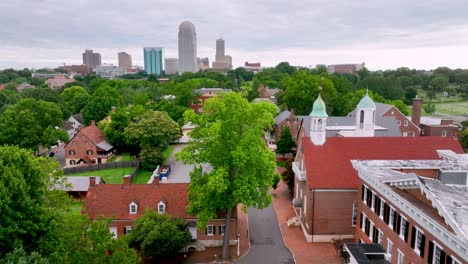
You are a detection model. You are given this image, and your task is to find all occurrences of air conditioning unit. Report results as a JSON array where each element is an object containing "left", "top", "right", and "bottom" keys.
[{"left": 384, "top": 253, "right": 392, "bottom": 262}]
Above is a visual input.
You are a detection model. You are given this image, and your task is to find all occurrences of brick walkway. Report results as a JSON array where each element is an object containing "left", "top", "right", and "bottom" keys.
[{"left": 271, "top": 180, "right": 341, "bottom": 264}]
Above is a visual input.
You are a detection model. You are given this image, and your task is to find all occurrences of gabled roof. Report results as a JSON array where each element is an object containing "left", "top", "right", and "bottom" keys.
[
  {"left": 55, "top": 176, "right": 104, "bottom": 192},
  {"left": 275, "top": 110, "right": 291, "bottom": 125},
  {"left": 71, "top": 113, "right": 83, "bottom": 125},
  {"left": 65, "top": 122, "right": 113, "bottom": 151},
  {"left": 84, "top": 183, "right": 191, "bottom": 220},
  {"left": 301, "top": 136, "right": 464, "bottom": 189}
]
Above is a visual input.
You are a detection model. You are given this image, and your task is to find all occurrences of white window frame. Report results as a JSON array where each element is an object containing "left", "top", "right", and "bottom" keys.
[
  {"left": 220, "top": 224, "right": 225, "bottom": 235},
  {"left": 109, "top": 227, "right": 117, "bottom": 239},
  {"left": 304, "top": 197, "right": 307, "bottom": 217},
  {"left": 452, "top": 257, "right": 461, "bottom": 264},
  {"left": 414, "top": 227, "right": 424, "bottom": 255},
  {"left": 441, "top": 130, "right": 447, "bottom": 137},
  {"left": 125, "top": 226, "right": 132, "bottom": 234},
  {"left": 377, "top": 229, "right": 383, "bottom": 245},
  {"left": 158, "top": 201, "right": 166, "bottom": 214},
  {"left": 433, "top": 242, "right": 443, "bottom": 264},
  {"left": 129, "top": 202, "right": 137, "bottom": 214},
  {"left": 397, "top": 120, "right": 401, "bottom": 126},
  {"left": 404, "top": 120, "right": 408, "bottom": 126},
  {"left": 352, "top": 202, "right": 357, "bottom": 227},
  {"left": 369, "top": 221, "right": 374, "bottom": 241},
  {"left": 379, "top": 199, "right": 385, "bottom": 219},
  {"left": 397, "top": 249, "right": 404, "bottom": 264},
  {"left": 389, "top": 207, "right": 395, "bottom": 229},
  {"left": 371, "top": 192, "right": 375, "bottom": 211},
  {"left": 363, "top": 185, "right": 368, "bottom": 204},
  {"left": 387, "top": 239, "right": 393, "bottom": 262},
  {"left": 361, "top": 213, "right": 367, "bottom": 232},
  {"left": 399, "top": 216, "right": 407, "bottom": 239},
  {"left": 207, "top": 225, "right": 214, "bottom": 236}
]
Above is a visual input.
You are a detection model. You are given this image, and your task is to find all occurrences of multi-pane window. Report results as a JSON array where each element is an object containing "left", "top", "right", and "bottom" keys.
[
  {"left": 219, "top": 225, "right": 225, "bottom": 235},
  {"left": 434, "top": 244, "right": 442, "bottom": 264},
  {"left": 207, "top": 225, "right": 214, "bottom": 236},
  {"left": 124, "top": 226, "right": 132, "bottom": 234},
  {"left": 389, "top": 208, "right": 395, "bottom": 228},
  {"left": 352, "top": 202, "right": 357, "bottom": 226},
  {"left": 363, "top": 185, "right": 368, "bottom": 204},
  {"left": 397, "top": 250, "right": 404, "bottom": 264},
  {"left": 371, "top": 193, "right": 376, "bottom": 211},
  {"left": 400, "top": 217, "right": 408, "bottom": 241},
  {"left": 377, "top": 229, "right": 383, "bottom": 245},
  {"left": 415, "top": 228, "right": 423, "bottom": 254},
  {"left": 379, "top": 199, "right": 385, "bottom": 219},
  {"left": 158, "top": 202, "right": 165, "bottom": 214},
  {"left": 109, "top": 227, "right": 117, "bottom": 239},
  {"left": 129, "top": 203, "right": 137, "bottom": 214},
  {"left": 404, "top": 120, "right": 408, "bottom": 126},
  {"left": 387, "top": 239, "right": 393, "bottom": 262},
  {"left": 361, "top": 214, "right": 366, "bottom": 232}
]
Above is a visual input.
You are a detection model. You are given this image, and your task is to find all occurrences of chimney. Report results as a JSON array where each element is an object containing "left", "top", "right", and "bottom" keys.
[
  {"left": 89, "top": 176, "right": 96, "bottom": 188},
  {"left": 411, "top": 98, "right": 422, "bottom": 127},
  {"left": 90, "top": 120, "right": 96, "bottom": 126},
  {"left": 123, "top": 175, "right": 131, "bottom": 185},
  {"left": 151, "top": 175, "right": 160, "bottom": 185}
]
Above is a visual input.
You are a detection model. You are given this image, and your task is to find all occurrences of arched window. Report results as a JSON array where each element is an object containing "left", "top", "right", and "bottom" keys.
[
  {"left": 352, "top": 202, "right": 358, "bottom": 226},
  {"left": 69, "top": 160, "right": 76, "bottom": 165},
  {"left": 87, "top": 150, "right": 93, "bottom": 155},
  {"left": 129, "top": 202, "right": 137, "bottom": 214},
  {"left": 158, "top": 201, "right": 166, "bottom": 214},
  {"left": 359, "top": 110, "right": 365, "bottom": 129},
  {"left": 317, "top": 119, "right": 323, "bottom": 130}
]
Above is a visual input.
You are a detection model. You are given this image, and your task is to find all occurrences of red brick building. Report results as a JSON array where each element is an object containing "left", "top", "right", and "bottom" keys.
[
  {"left": 64, "top": 121, "right": 114, "bottom": 167},
  {"left": 420, "top": 117, "right": 460, "bottom": 138},
  {"left": 352, "top": 151, "right": 468, "bottom": 263},
  {"left": 65, "top": 65, "right": 93, "bottom": 75},
  {"left": 189, "top": 88, "right": 231, "bottom": 114},
  {"left": 83, "top": 176, "right": 240, "bottom": 251},
  {"left": 292, "top": 135, "right": 463, "bottom": 243}
]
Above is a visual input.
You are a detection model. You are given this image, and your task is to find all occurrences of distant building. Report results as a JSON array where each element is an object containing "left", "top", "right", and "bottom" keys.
[
  {"left": 411, "top": 98, "right": 460, "bottom": 138},
  {"left": 118, "top": 52, "right": 132, "bottom": 71},
  {"left": 16, "top": 82, "right": 35, "bottom": 91},
  {"left": 190, "top": 88, "right": 231, "bottom": 114},
  {"left": 95, "top": 65, "right": 126, "bottom": 79},
  {"left": 82, "top": 50, "right": 102, "bottom": 68},
  {"left": 143, "top": 47, "right": 164, "bottom": 76},
  {"left": 54, "top": 176, "right": 104, "bottom": 200},
  {"left": 63, "top": 113, "right": 84, "bottom": 139},
  {"left": 212, "top": 37, "right": 232, "bottom": 72},
  {"left": 244, "top": 62, "right": 262, "bottom": 73},
  {"left": 327, "top": 63, "right": 365, "bottom": 74},
  {"left": 352, "top": 150, "right": 468, "bottom": 264},
  {"left": 46, "top": 75, "right": 75, "bottom": 90},
  {"left": 197, "top": 57, "right": 209, "bottom": 71},
  {"left": 178, "top": 21, "right": 197, "bottom": 73},
  {"left": 65, "top": 65, "right": 93, "bottom": 75},
  {"left": 164, "top": 58, "right": 178, "bottom": 74}
]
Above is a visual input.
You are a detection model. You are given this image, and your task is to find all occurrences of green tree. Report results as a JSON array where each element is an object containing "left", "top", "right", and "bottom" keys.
[
  {"left": 0, "top": 146, "right": 62, "bottom": 258},
  {"left": 102, "top": 105, "right": 145, "bottom": 151},
  {"left": 429, "top": 75, "right": 449, "bottom": 93},
  {"left": 82, "top": 85, "right": 120, "bottom": 125},
  {"left": 388, "top": 100, "right": 409, "bottom": 115},
  {"left": 460, "top": 128, "right": 468, "bottom": 148},
  {"left": 0, "top": 99, "right": 68, "bottom": 149},
  {"left": 280, "top": 70, "right": 337, "bottom": 115},
  {"left": 276, "top": 127, "right": 295, "bottom": 157},
  {"left": 423, "top": 101, "right": 436, "bottom": 115},
  {"left": 60, "top": 86, "right": 91, "bottom": 114},
  {"left": 127, "top": 210, "right": 191, "bottom": 259},
  {"left": 139, "top": 147, "right": 164, "bottom": 171},
  {"left": 1, "top": 247, "right": 49, "bottom": 264},
  {"left": 177, "top": 92, "right": 277, "bottom": 260},
  {"left": 275, "top": 62, "right": 296, "bottom": 75},
  {"left": 124, "top": 110, "right": 181, "bottom": 150}
]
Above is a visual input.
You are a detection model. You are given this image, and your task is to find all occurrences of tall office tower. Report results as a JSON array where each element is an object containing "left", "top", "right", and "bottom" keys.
[
  {"left": 82, "top": 49, "right": 102, "bottom": 68},
  {"left": 144, "top": 47, "right": 165, "bottom": 76},
  {"left": 164, "top": 58, "right": 178, "bottom": 75},
  {"left": 178, "top": 21, "right": 197, "bottom": 73},
  {"left": 215, "top": 38, "right": 225, "bottom": 62},
  {"left": 118, "top": 52, "right": 132, "bottom": 70}
]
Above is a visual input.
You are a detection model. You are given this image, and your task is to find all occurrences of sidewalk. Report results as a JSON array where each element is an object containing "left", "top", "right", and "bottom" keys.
[{"left": 271, "top": 180, "right": 341, "bottom": 264}]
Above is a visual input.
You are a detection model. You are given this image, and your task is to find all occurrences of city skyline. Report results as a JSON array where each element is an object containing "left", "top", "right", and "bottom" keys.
[{"left": 1, "top": 0, "right": 468, "bottom": 70}]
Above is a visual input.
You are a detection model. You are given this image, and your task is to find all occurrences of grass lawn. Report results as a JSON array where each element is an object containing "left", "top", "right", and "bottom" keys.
[
  {"left": 63, "top": 201, "right": 83, "bottom": 217},
  {"left": 132, "top": 170, "right": 153, "bottom": 184},
  {"left": 433, "top": 101, "right": 468, "bottom": 116},
  {"left": 66, "top": 167, "right": 135, "bottom": 183},
  {"left": 276, "top": 161, "right": 287, "bottom": 167},
  {"left": 163, "top": 145, "right": 175, "bottom": 163},
  {"left": 107, "top": 152, "right": 135, "bottom": 163}
]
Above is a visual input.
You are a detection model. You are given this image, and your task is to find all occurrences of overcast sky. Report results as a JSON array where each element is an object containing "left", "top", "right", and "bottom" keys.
[{"left": 1, "top": 0, "right": 468, "bottom": 70}]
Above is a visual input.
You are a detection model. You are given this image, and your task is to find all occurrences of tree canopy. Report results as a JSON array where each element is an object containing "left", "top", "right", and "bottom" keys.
[
  {"left": 177, "top": 92, "right": 277, "bottom": 259},
  {"left": 276, "top": 127, "right": 296, "bottom": 156}
]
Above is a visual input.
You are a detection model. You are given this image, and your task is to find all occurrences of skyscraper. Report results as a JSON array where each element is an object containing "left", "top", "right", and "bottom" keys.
[
  {"left": 212, "top": 37, "right": 232, "bottom": 72},
  {"left": 178, "top": 21, "right": 197, "bottom": 73},
  {"left": 143, "top": 47, "right": 164, "bottom": 76},
  {"left": 82, "top": 50, "right": 101, "bottom": 68},
  {"left": 215, "top": 38, "right": 225, "bottom": 62},
  {"left": 164, "top": 58, "right": 178, "bottom": 75},
  {"left": 118, "top": 52, "right": 132, "bottom": 70}
]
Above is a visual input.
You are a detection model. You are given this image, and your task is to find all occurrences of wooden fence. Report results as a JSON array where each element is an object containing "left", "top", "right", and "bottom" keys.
[{"left": 63, "top": 160, "right": 140, "bottom": 175}]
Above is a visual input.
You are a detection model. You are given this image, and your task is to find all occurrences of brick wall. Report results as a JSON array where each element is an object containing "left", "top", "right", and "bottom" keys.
[{"left": 382, "top": 106, "right": 420, "bottom": 136}]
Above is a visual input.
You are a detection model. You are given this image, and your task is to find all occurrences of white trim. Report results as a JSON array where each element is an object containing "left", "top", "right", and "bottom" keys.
[
  {"left": 397, "top": 249, "right": 404, "bottom": 264},
  {"left": 157, "top": 201, "right": 166, "bottom": 214},
  {"left": 399, "top": 216, "right": 407, "bottom": 240},
  {"left": 414, "top": 227, "right": 423, "bottom": 255},
  {"left": 129, "top": 202, "right": 137, "bottom": 214},
  {"left": 207, "top": 225, "right": 214, "bottom": 236},
  {"left": 361, "top": 213, "right": 367, "bottom": 232},
  {"left": 371, "top": 192, "right": 376, "bottom": 211},
  {"left": 379, "top": 198, "right": 385, "bottom": 219},
  {"left": 314, "top": 188, "right": 357, "bottom": 192},
  {"left": 109, "top": 227, "right": 117, "bottom": 239},
  {"left": 387, "top": 239, "right": 393, "bottom": 262},
  {"left": 352, "top": 202, "right": 357, "bottom": 227}
]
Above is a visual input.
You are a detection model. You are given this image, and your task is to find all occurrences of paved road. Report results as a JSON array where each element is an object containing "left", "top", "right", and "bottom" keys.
[
  {"left": 163, "top": 144, "right": 192, "bottom": 183},
  {"left": 236, "top": 205, "right": 294, "bottom": 264}
]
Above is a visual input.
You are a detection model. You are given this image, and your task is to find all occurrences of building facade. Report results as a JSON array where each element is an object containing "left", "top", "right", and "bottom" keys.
[
  {"left": 143, "top": 47, "right": 164, "bottom": 76},
  {"left": 82, "top": 50, "right": 102, "bottom": 68},
  {"left": 95, "top": 65, "right": 126, "bottom": 79},
  {"left": 352, "top": 151, "right": 468, "bottom": 263},
  {"left": 327, "top": 63, "right": 365, "bottom": 74},
  {"left": 45, "top": 75, "right": 75, "bottom": 90},
  {"left": 165, "top": 58, "right": 178, "bottom": 74},
  {"left": 212, "top": 38, "right": 232, "bottom": 72},
  {"left": 118, "top": 52, "right": 132, "bottom": 71},
  {"left": 178, "top": 21, "right": 197, "bottom": 73},
  {"left": 65, "top": 65, "right": 93, "bottom": 75},
  {"left": 190, "top": 88, "right": 231, "bottom": 114}
]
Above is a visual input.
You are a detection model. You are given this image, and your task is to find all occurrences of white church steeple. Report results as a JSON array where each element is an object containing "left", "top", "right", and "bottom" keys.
[
  {"left": 309, "top": 94, "right": 328, "bottom": 145},
  {"left": 355, "top": 90, "right": 376, "bottom": 137}
]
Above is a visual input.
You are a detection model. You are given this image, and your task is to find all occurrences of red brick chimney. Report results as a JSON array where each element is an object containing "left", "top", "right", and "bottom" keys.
[
  {"left": 89, "top": 176, "right": 96, "bottom": 188},
  {"left": 91, "top": 120, "right": 96, "bottom": 126},
  {"left": 411, "top": 98, "right": 422, "bottom": 127},
  {"left": 123, "top": 175, "right": 131, "bottom": 185}
]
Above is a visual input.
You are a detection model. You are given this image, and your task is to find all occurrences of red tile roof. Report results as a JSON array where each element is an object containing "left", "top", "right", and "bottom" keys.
[
  {"left": 84, "top": 183, "right": 191, "bottom": 220},
  {"left": 80, "top": 121, "right": 106, "bottom": 145},
  {"left": 302, "top": 136, "right": 464, "bottom": 189}
]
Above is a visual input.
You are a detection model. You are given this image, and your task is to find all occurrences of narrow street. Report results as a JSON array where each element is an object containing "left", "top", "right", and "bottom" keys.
[{"left": 236, "top": 205, "right": 294, "bottom": 264}]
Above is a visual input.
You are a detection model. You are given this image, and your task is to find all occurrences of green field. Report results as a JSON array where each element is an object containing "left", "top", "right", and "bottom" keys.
[
  {"left": 132, "top": 170, "right": 153, "bottom": 184},
  {"left": 107, "top": 152, "right": 135, "bottom": 163},
  {"left": 276, "top": 161, "right": 287, "bottom": 167},
  {"left": 433, "top": 101, "right": 468, "bottom": 116},
  {"left": 66, "top": 167, "right": 135, "bottom": 183},
  {"left": 62, "top": 201, "right": 83, "bottom": 217}
]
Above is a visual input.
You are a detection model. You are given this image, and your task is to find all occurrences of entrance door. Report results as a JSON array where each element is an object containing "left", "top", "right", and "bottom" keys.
[{"left": 189, "top": 227, "right": 197, "bottom": 240}]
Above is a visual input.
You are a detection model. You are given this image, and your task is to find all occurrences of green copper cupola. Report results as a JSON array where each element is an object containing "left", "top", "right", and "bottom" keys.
[{"left": 309, "top": 94, "right": 328, "bottom": 117}]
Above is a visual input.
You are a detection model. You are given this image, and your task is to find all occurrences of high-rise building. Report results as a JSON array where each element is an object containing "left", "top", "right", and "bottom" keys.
[
  {"left": 82, "top": 50, "right": 102, "bottom": 68},
  {"left": 143, "top": 47, "right": 164, "bottom": 76},
  {"left": 164, "top": 58, "right": 178, "bottom": 75},
  {"left": 178, "top": 21, "right": 197, "bottom": 73},
  {"left": 215, "top": 38, "right": 225, "bottom": 62},
  {"left": 212, "top": 37, "right": 232, "bottom": 72},
  {"left": 197, "top": 57, "right": 209, "bottom": 71},
  {"left": 118, "top": 52, "right": 132, "bottom": 71}
]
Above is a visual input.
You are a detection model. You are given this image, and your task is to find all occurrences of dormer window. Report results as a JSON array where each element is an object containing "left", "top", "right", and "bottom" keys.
[
  {"left": 158, "top": 201, "right": 166, "bottom": 214},
  {"left": 129, "top": 202, "right": 137, "bottom": 214}
]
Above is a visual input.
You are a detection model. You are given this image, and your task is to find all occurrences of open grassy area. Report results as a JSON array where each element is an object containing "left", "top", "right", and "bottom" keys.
[
  {"left": 107, "top": 152, "right": 135, "bottom": 163},
  {"left": 66, "top": 167, "right": 135, "bottom": 183},
  {"left": 163, "top": 145, "right": 175, "bottom": 163},
  {"left": 276, "top": 161, "right": 287, "bottom": 167},
  {"left": 132, "top": 170, "right": 153, "bottom": 184},
  {"left": 433, "top": 101, "right": 468, "bottom": 116},
  {"left": 63, "top": 201, "right": 83, "bottom": 217}
]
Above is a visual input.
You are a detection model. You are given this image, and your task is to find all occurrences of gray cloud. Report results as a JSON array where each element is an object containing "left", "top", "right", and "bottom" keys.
[{"left": 0, "top": 0, "right": 468, "bottom": 69}]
